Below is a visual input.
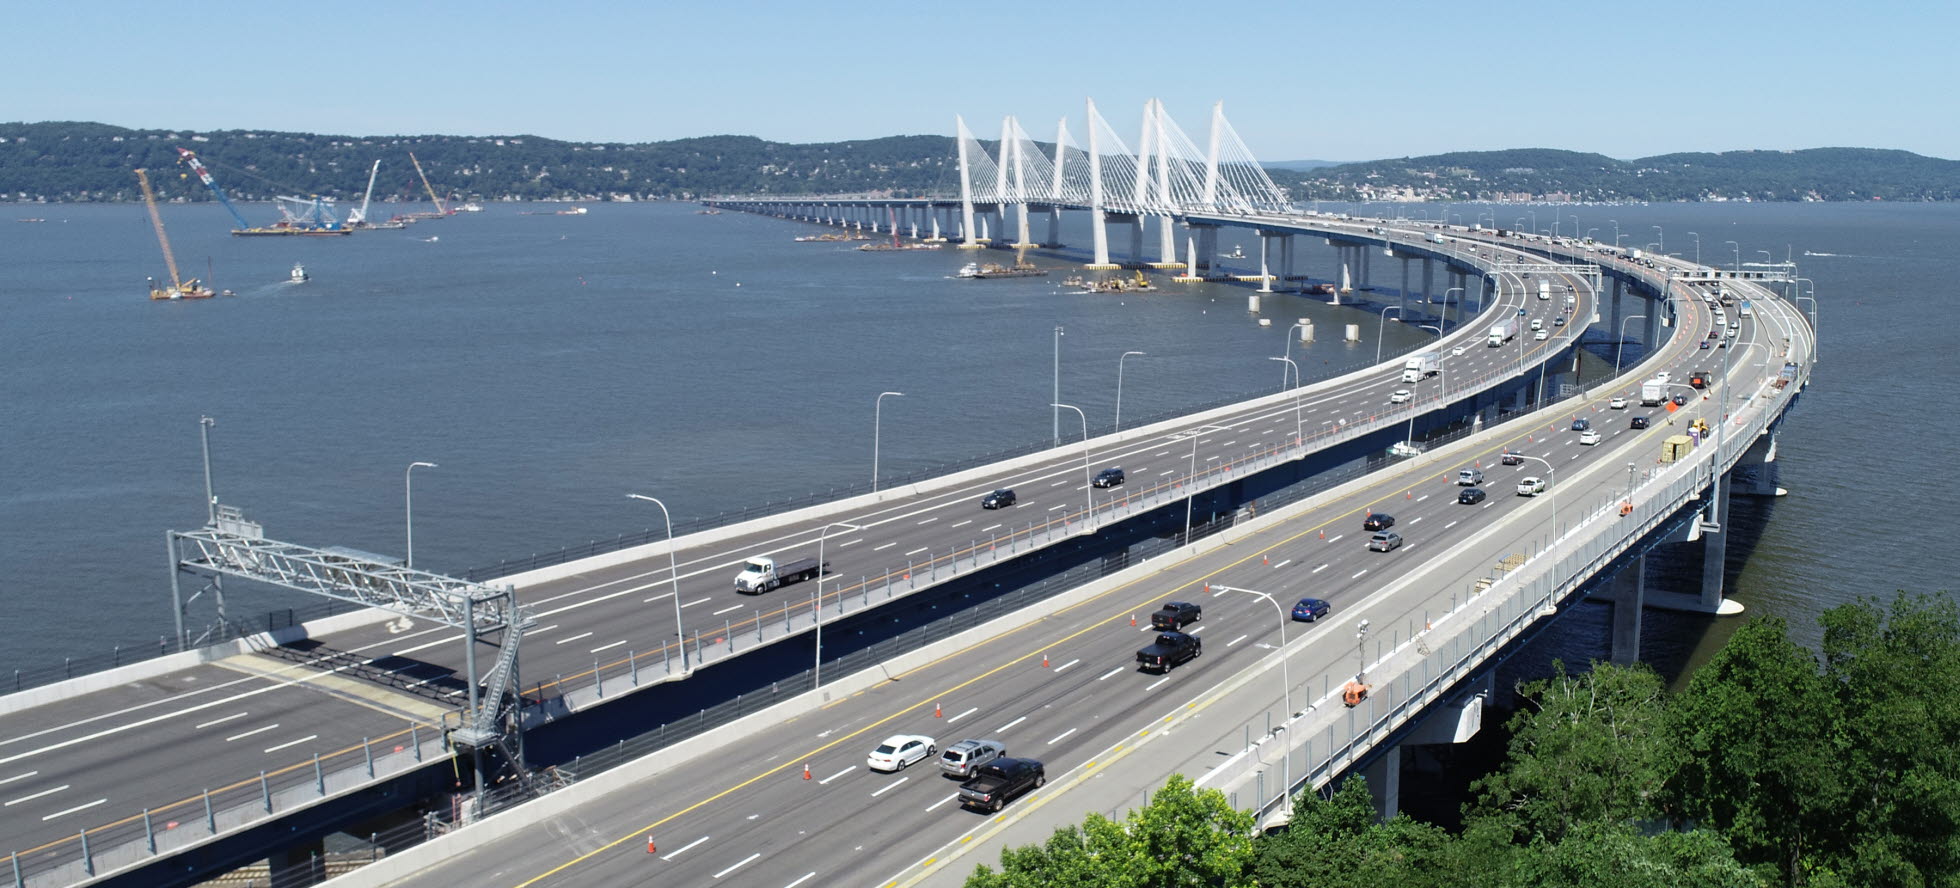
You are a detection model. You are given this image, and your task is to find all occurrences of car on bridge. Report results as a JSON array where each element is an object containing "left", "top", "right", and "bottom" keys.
[
  {"left": 1290, "top": 597, "right": 1331, "bottom": 622},
  {"left": 1452, "top": 345, "right": 1467, "bottom": 357},
  {"left": 958, "top": 757, "right": 1045, "bottom": 813},
  {"left": 1150, "top": 601, "right": 1202, "bottom": 630},
  {"left": 1501, "top": 450, "right": 1524, "bottom": 466},
  {"left": 1363, "top": 512, "right": 1396, "bottom": 531},
  {"left": 1137, "top": 632, "right": 1202, "bottom": 672},
  {"left": 938, "top": 739, "right": 1007, "bottom": 778},
  {"left": 1092, "top": 467, "right": 1125, "bottom": 488},
  {"left": 1535, "top": 330, "right": 1549, "bottom": 340},
  {"left": 1571, "top": 417, "right": 1590, "bottom": 431},
  {"left": 1631, "top": 415, "right": 1652, "bottom": 429},
  {"left": 1457, "top": 468, "right": 1483, "bottom": 486},
  {"left": 1518, "top": 476, "right": 1548, "bottom": 496},
  {"left": 868, "top": 734, "right": 937, "bottom": 772},
  {"left": 1458, "top": 487, "right": 1487, "bottom": 505},
  {"left": 1367, "top": 531, "right": 1403, "bottom": 552},
  {"left": 980, "top": 489, "right": 1017, "bottom": 509},
  {"left": 1701, "top": 340, "right": 1714, "bottom": 350},
  {"left": 1579, "top": 429, "right": 1602, "bottom": 445},
  {"left": 1610, "top": 397, "right": 1628, "bottom": 409},
  {"left": 1390, "top": 389, "right": 1412, "bottom": 404}
]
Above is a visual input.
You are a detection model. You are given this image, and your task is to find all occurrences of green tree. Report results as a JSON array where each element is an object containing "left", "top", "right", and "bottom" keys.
[
  {"left": 1508, "top": 821, "right": 1768, "bottom": 888},
  {"left": 1468, "top": 661, "right": 1680, "bottom": 843},
  {"left": 1251, "top": 776, "right": 1459, "bottom": 888},
  {"left": 964, "top": 774, "right": 1255, "bottom": 888}
]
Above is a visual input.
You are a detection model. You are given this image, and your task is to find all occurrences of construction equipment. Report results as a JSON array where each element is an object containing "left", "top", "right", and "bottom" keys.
[
  {"left": 1341, "top": 680, "right": 1371, "bottom": 707},
  {"left": 176, "top": 147, "right": 350, "bottom": 236},
  {"left": 407, "top": 152, "right": 451, "bottom": 218},
  {"left": 135, "top": 168, "right": 214, "bottom": 301},
  {"left": 174, "top": 148, "right": 255, "bottom": 232},
  {"left": 347, "top": 159, "right": 381, "bottom": 227}
]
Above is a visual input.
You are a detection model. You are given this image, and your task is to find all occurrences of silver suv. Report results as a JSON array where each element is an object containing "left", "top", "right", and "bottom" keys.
[
  {"left": 1457, "top": 468, "right": 1483, "bottom": 486},
  {"left": 939, "top": 739, "right": 1007, "bottom": 778}
]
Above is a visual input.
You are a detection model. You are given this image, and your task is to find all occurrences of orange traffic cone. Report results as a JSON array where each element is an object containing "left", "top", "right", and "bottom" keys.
[
  {"left": 802, "top": 763, "right": 811, "bottom": 781},
  {"left": 1406, "top": 490, "right": 1412, "bottom": 500},
  {"left": 935, "top": 701, "right": 943, "bottom": 718},
  {"left": 1262, "top": 554, "right": 1269, "bottom": 565},
  {"left": 1130, "top": 613, "right": 1137, "bottom": 627},
  {"left": 1319, "top": 529, "right": 1325, "bottom": 540},
  {"left": 647, "top": 836, "right": 656, "bottom": 854},
  {"left": 1042, "top": 652, "right": 1050, "bottom": 668}
]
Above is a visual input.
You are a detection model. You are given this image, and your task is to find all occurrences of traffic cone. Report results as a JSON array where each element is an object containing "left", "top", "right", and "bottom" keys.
[
  {"left": 1130, "top": 613, "right": 1137, "bottom": 626},
  {"left": 802, "top": 763, "right": 811, "bottom": 780},
  {"left": 935, "top": 701, "right": 943, "bottom": 718},
  {"left": 1406, "top": 490, "right": 1412, "bottom": 500},
  {"left": 1042, "top": 652, "right": 1050, "bottom": 668},
  {"left": 1204, "top": 582, "right": 1211, "bottom": 594},
  {"left": 1262, "top": 554, "right": 1269, "bottom": 565},
  {"left": 647, "top": 836, "right": 657, "bottom": 854},
  {"left": 1318, "top": 529, "right": 1325, "bottom": 540}
]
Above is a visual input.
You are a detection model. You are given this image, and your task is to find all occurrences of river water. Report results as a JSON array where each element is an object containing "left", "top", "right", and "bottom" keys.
[{"left": 1, "top": 200, "right": 1950, "bottom": 681}]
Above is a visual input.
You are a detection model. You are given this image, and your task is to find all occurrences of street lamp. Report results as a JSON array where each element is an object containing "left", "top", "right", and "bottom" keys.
[
  {"left": 1568, "top": 214, "right": 1580, "bottom": 239},
  {"left": 1610, "top": 219, "right": 1619, "bottom": 247},
  {"left": 1052, "top": 403, "right": 1095, "bottom": 524},
  {"left": 1375, "top": 305, "right": 1405, "bottom": 363},
  {"left": 1115, "top": 350, "right": 1146, "bottom": 432},
  {"left": 1177, "top": 424, "right": 1232, "bottom": 541},
  {"left": 1585, "top": 228, "right": 1598, "bottom": 243},
  {"left": 1209, "top": 585, "right": 1295, "bottom": 718},
  {"left": 1439, "top": 286, "right": 1464, "bottom": 331},
  {"left": 1652, "top": 225, "right": 1663, "bottom": 255},
  {"left": 1757, "top": 250, "right": 1774, "bottom": 266},
  {"left": 1512, "top": 455, "right": 1560, "bottom": 544},
  {"left": 1725, "top": 240, "right": 1740, "bottom": 272},
  {"left": 1356, "top": 619, "right": 1371, "bottom": 681},
  {"left": 1614, "top": 314, "right": 1647, "bottom": 376},
  {"left": 405, "top": 461, "right": 437, "bottom": 569},
  {"left": 1688, "top": 232, "right": 1701, "bottom": 266},
  {"left": 811, "top": 520, "right": 862, "bottom": 688},
  {"left": 872, "top": 391, "right": 903, "bottom": 492},
  {"left": 1052, "top": 325, "right": 1064, "bottom": 446},
  {"left": 1268, "top": 357, "right": 1303, "bottom": 447},
  {"left": 198, "top": 415, "right": 217, "bottom": 525},
  {"left": 627, "top": 493, "right": 689, "bottom": 673}
]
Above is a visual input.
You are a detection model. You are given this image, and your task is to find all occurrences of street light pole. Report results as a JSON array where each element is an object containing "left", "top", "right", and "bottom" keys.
[
  {"left": 627, "top": 493, "right": 689, "bottom": 673},
  {"left": 1725, "top": 240, "right": 1740, "bottom": 272},
  {"left": 1052, "top": 403, "right": 1094, "bottom": 523},
  {"left": 1115, "top": 351, "right": 1145, "bottom": 433},
  {"left": 1268, "top": 357, "right": 1302, "bottom": 447},
  {"left": 812, "top": 520, "right": 861, "bottom": 688},
  {"left": 1376, "top": 305, "right": 1404, "bottom": 364},
  {"left": 198, "top": 415, "right": 217, "bottom": 525},
  {"left": 405, "top": 461, "right": 437, "bottom": 569},
  {"left": 1180, "top": 424, "right": 1231, "bottom": 541},
  {"left": 873, "top": 391, "right": 903, "bottom": 492},
  {"left": 1052, "top": 325, "right": 1064, "bottom": 446},
  {"left": 1610, "top": 219, "right": 1619, "bottom": 247},
  {"left": 1210, "top": 585, "right": 1293, "bottom": 718},
  {"left": 1515, "top": 455, "right": 1559, "bottom": 543},
  {"left": 1615, "top": 314, "right": 1647, "bottom": 376},
  {"left": 1439, "top": 286, "right": 1464, "bottom": 331},
  {"left": 1652, "top": 225, "right": 1663, "bottom": 255},
  {"left": 1688, "top": 232, "right": 1701, "bottom": 266}
]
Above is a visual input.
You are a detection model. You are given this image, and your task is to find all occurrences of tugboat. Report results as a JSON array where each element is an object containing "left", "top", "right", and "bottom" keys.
[{"left": 289, "top": 263, "right": 309, "bottom": 284}]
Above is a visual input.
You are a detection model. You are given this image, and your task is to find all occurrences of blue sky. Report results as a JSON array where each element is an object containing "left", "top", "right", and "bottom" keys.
[{"left": 8, "top": 0, "right": 1952, "bottom": 160}]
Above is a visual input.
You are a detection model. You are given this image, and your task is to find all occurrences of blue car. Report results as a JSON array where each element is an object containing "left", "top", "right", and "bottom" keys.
[
  {"left": 1571, "top": 417, "right": 1590, "bottom": 431},
  {"left": 1291, "top": 597, "right": 1332, "bottom": 622}
]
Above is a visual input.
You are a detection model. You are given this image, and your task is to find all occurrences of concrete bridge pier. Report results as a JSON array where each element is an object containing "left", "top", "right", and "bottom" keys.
[
  {"left": 1044, "top": 206, "right": 1063, "bottom": 247},
  {"left": 1281, "top": 235, "right": 1297, "bottom": 288},
  {"left": 1013, "top": 202, "right": 1033, "bottom": 248},
  {"left": 1128, "top": 216, "right": 1145, "bottom": 266},
  {"left": 1644, "top": 298, "right": 1662, "bottom": 345},
  {"left": 1422, "top": 258, "right": 1437, "bottom": 325},
  {"left": 1699, "top": 474, "right": 1731, "bottom": 611},
  {"left": 1087, "top": 209, "right": 1116, "bottom": 269},
  {"left": 1609, "top": 554, "right": 1646, "bottom": 665},
  {"left": 1612, "top": 278, "right": 1625, "bottom": 342},
  {"left": 1359, "top": 679, "right": 1490, "bottom": 819},
  {"left": 1257, "top": 231, "right": 1283, "bottom": 293},
  {"left": 1360, "top": 244, "right": 1372, "bottom": 290},
  {"left": 1156, "top": 214, "right": 1178, "bottom": 266},
  {"left": 1733, "top": 431, "right": 1786, "bottom": 497}
]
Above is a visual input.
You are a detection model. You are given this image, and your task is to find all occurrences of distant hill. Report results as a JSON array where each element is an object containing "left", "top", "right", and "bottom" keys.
[
  {"left": 0, "top": 123, "right": 1952, "bottom": 202},
  {"left": 1281, "top": 147, "right": 1960, "bottom": 202},
  {"left": 1263, "top": 159, "right": 1347, "bottom": 171}
]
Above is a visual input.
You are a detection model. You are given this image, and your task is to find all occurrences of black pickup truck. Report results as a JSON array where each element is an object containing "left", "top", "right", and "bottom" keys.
[
  {"left": 1136, "top": 632, "right": 1202, "bottom": 672},
  {"left": 1149, "top": 601, "right": 1202, "bottom": 630},
  {"left": 957, "top": 757, "right": 1045, "bottom": 812}
]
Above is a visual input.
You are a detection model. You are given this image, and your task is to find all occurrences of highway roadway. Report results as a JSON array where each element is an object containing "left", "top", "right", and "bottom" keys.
[
  {"left": 0, "top": 226, "right": 1602, "bottom": 866},
  {"left": 355, "top": 264, "right": 1801, "bottom": 887}
]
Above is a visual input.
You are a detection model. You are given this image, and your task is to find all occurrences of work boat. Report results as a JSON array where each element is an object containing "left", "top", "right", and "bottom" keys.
[{"left": 289, "top": 263, "right": 309, "bottom": 283}]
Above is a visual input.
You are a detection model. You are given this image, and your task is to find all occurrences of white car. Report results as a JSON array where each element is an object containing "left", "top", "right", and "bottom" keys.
[
  {"left": 867, "top": 734, "right": 936, "bottom": 772},
  {"left": 1530, "top": 318, "right": 1544, "bottom": 331},
  {"left": 1389, "top": 389, "right": 1412, "bottom": 404},
  {"left": 1517, "top": 476, "right": 1547, "bottom": 496},
  {"left": 1579, "top": 429, "right": 1602, "bottom": 445},
  {"left": 1609, "top": 396, "right": 1628, "bottom": 409},
  {"left": 1452, "top": 345, "right": 1467, "bottom": 357},
  {"left": 1534, "top": 330, "right": 1549, "bottom": 341},
  {"left": 1655, "top": 372, "right": 1671, "bottom": 383}
]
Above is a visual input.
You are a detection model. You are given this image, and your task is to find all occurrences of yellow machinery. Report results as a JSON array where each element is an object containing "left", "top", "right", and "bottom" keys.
[{"left": 135, "top": 168, "right": 212, "bottom": 300}]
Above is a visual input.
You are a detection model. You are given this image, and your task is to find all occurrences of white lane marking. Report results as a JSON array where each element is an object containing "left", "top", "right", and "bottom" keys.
[
  {"left": 1312, "top": 564, "right": 1329, "bottom": 573},
  {"left": 661, "top": 835, "right": 710, "bottom": 861},
  {"left": 1326, "top": 534, "right": 1342, "bottom": 544},
  {"left": 193, "top": 713, "right": 248, "bottom": 730},
  {"left": 905, "top": 547, "right": 929, "bottom": 556},
  {"left": 555, "top": 632, "right": 594, "bottom": 645},
  {"left": 1053, "top": 659, "right": 1081, "bottom": 674},
  {"left": 1227, "top": 634, "right": 1249, "bottom": 648},
  {"left": 926, "top": 794, "right": 959, "bottom": 812},
  {"left": 870, "top": 777, "right": 908, "bottom": 798},
  {"left": 995, "top": 716, "right": 1027, "bottom": 734},
  {"left": 1155, "top": 450, "right": 1171, "bottom": 456},
  {"left": 4, "top": 784, "right": 68, "bottom": 806},
  {"left": 263, "top": 734, "right": 318, "bottom": 754},
  {"left": 0, "top": 771, "right": 37, "bottom": 787},
  {"left": 1272, "top": 559, "right": 1291, "bottom": 569},
  {"left": 1188, "top": 625, "right": 1207, "bottom": 635},
  {"left": 1221, "top": 440, "right": 1237, "bottom": 447},
  {"left": 1159, "top": 469, "right": 1176, "bottom": 476},
  {"left": 1049, "top": 480, "right": 1067, "bottom": 487},
  {"left": 224, "top": 724, "right": 279, "bottom": 743},
  {"left": 39, "top": 798, "right": 105, "bottom": 821},
  {"left": 916, "top": 517, "right": 939, "bottom": 526},
  {"left": 712, "top": 604, "right": 743, "bottom": 616},
  {"left": 819, "top": 766, "right": 855, "bottom": 785},
  {"left": 1445, "top": 520, "right": 1459, "bottom": 530},
  {"left": 1096, "top": 667, "right": 1124, "bottom": 681},
  {"left": 714, "top": 852, "right": 762, "bottom": 879},
  {"left": 1415, "top": 494, "right": 1429, "bottom": 502},
  {"left": 838, "top": 538, "right": 863, "bottom": 548},
  {"left": 1352, "top": 569, "right": 1370, "bottom": 580},
  {"left": 873, "top": 542, "right": 896, "bottom": 552},
  {"left": 1047, "top": 504, "right": 1067, "bottom": 511},
  {"left": 981, "top": 524, "right": 1002, "bottom": 532},
  {"left": 1409, "top": 516, "right": 1424, "bottom": 524},
  {"left": 947, "top": 707, "right": 978, "bottom": 725},
  {"left": 950, "top": 520, "right": 973, "bottom": 529},
  {"left": 590, "top": 640, "right": 628, "bottom": 654},
  {"left": 1146, "top": 676, "right": 1171, "bottom": 691},
  {"left": 641, "top": 594, "right": 671, "bottom": 604},
  {"left": 1047, "top": 728, "right": 1077, "bottom": 745},
  {"left": 680, "top": 598, "right": 711, "bottom": 609}
]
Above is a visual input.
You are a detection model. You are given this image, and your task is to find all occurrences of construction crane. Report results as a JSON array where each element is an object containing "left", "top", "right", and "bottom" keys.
[
  {"left": 174, "top": 147, "right": 256, "bottom": 232},
  {"left": 135, "top": 168, "right": 213, "bottom": 300},
  {"left": 348, "top": 159, "right": 381, "bottom": 227},
  {"left": 408, "top": 152, "right": 450, "bottom": 216}
]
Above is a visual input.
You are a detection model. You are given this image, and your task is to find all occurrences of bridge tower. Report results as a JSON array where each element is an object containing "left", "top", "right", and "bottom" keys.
[
  {"left": 1086, "top": 98, "right": 1116, "bottom": 269},
  {"left": 955, "top": 116, "right": 981, "bottom": 250}
]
